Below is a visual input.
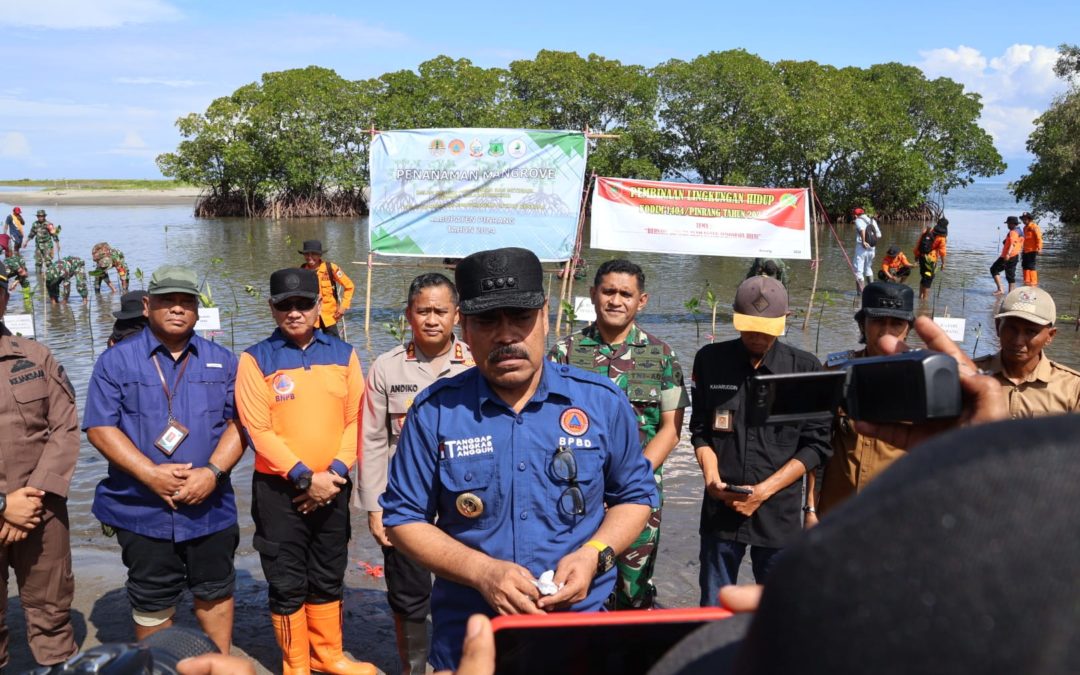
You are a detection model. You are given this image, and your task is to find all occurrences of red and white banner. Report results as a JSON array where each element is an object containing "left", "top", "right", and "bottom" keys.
[{"left": 590, "top": 177, "right": 811, "bottom": 259}]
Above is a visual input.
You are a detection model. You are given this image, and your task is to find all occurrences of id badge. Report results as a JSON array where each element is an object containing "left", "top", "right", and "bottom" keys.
[
  {"left": 713, "top": 409, "right": 734, "bottom": 432},
  {"left": 155, "top": 419, "right": 189, "bottom": 456}
]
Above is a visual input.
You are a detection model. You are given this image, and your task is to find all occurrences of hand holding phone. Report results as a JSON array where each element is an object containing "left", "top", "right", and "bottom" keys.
[{"left": 723, "top": 484, "right": 753, "bottom": 495}]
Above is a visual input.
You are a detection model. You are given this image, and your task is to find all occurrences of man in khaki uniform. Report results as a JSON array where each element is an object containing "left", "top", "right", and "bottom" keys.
[
  {"left": 975, "top": 286, "right": 1080, "bottom": 417},
  {"left": 0, "top": 270, "right": 80, "bottom": 669},
  {"left": 359, "top": 273, "right": 472, "bottom": 675},
  {"left": 806, "top": 282, "right": 915, "bottom": 522}
]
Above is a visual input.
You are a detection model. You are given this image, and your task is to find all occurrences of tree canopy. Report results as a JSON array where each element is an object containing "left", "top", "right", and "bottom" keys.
[
  {"left": 158, "top": 50, "right": 1004, "bottom": 218},
  {"left": 1013, "top": 44, "right": 1080, "bottom": 223}
]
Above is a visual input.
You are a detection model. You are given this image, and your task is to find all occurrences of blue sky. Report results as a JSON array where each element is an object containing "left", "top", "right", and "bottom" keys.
[{"left": 2, "top": 0, "right": 1077, "bottom": 181}]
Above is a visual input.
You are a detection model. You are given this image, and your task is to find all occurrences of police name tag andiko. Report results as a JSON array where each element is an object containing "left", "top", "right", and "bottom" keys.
[
  {"left": 456, "top": 493, "right": 484, "bottom": 518},
  {"left": 155, "top": 418, "right": 189, "bottom": 457},
  {"left": 713, "top": 409, "right": 734, "bottom": 432}
]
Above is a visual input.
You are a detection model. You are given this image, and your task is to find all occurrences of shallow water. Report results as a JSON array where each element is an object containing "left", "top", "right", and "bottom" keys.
[{"left": 4, "top": 183, "right": 1078, "bottom": 609}]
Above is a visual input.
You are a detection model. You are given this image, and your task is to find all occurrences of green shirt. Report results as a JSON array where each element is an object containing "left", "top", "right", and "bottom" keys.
[{"left": 549, "top": 322, "right": 689, "bottom": 455}]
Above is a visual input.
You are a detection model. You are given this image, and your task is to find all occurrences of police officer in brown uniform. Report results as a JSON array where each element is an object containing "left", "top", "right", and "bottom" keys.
[
  {"left": 0, "top": 269, "right": 79, "bottom": 669},
  {"left": 359, "top": 272, "right": 473, "bottom": 675},
  {"left": 975, "top": 286, "right": 1080, "bottom": 417}
]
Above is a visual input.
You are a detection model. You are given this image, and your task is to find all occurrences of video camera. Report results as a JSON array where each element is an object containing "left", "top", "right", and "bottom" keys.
[
  {"left": 29, "top": 626, "right": 218, "bottom": 675},
  {"left": 746, "top": 350, "right": 962, "bottom": 426}
]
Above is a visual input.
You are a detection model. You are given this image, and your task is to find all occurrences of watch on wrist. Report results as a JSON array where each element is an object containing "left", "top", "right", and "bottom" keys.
[
  {"left": 585, "top": 539, "right": 615, "bottom": 575},
  {"left": 803, "top": 505, "right": 817, "bottom": 514},
  {"left": 0, "top": 492, "right": 7, "bottom": 515},
  {"left": 293, "top": 471, "right": 314, "bottom": 492},
  {"left": 206, "top": 462, "right": 229, "bottom": 484}
]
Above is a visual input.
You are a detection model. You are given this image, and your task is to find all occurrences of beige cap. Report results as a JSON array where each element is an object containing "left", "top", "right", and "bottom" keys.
[{"left": 996, "top": 287, "right": 1056, "bottom": 326}]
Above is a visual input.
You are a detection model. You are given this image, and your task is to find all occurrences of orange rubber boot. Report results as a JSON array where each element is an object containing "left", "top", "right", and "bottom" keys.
[
  {"left": 272, "top": 608, "right": 311, "bottom": 675},
  {"left": 306, "top": 601, "right": 377, "bottom": 675},
  {"left": 1030, "top": 269, "right": 1039, "bottom": 286}
]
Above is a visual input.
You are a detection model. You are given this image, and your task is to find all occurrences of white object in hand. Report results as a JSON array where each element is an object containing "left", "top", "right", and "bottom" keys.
[{"left": 534, "top": 570, "right": 562, "bottom": 596}]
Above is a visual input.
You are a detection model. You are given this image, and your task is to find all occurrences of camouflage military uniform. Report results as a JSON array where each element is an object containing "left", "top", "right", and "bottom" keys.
[
  {"left": 27, "top": 220, "right": 60, "bottom": 269},
  {"left": 4, "top": 254, "right": 31, "bottom": 290},
  {"left": 45, "top": 257, "right": 88, "bottom": 302},
  {"left": 549, "top": 322, "right": 689, "bottom": 608},
  {"left": 91, "top": 244, "right": 129, "bottom": 292}
]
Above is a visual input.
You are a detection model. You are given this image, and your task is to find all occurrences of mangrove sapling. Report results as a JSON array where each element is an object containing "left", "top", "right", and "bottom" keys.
[
  {"left": 685, "top": 296, "right": 702, "bottom": 342},
  {"left": 704, "top": 283, "right": 719, "bottom": 342},
  {"left": 560, "top": 299, "right": 578, "bottom": 334},
  {"left": 971, "top": 322, "right": 983, "bottom": 357},
  {"left": 814, "top": 290, "right": 835, "bottom": 355},
  {"left": 134, "top": 268, "right": 145, "bottom": 290},
  {"left": 383, "top": 313, "right": 408, "bottom": 345}
]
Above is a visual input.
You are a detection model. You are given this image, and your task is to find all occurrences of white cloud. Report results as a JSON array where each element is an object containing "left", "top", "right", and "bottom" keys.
[
  {"left": 0, "top": 0, "right": 182, "bottom": 29},
  {"left": 916, "top": 44, "right": 1067, "bottom": 161},
  {"left": 261, "top": 14, "right": 411, "bottom": 51},
  {"left": 119, "top": 131, "right": 147, "bottom": 149},
  {"left": 0, "top": 132, "right": 32, "bottom": 158},
  {"left": 115, "top": 77, "right": 203, "bottom": 88}
]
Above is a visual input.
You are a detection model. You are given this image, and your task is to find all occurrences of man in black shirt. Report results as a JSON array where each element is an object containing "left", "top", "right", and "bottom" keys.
[{"left": 689, "top": 276, "right": 831, "bottom": 606}]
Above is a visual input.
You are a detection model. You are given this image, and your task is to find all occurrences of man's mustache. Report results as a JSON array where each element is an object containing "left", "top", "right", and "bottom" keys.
[{"left": 488, "top": 345, "right": 529, "bottom": 363}]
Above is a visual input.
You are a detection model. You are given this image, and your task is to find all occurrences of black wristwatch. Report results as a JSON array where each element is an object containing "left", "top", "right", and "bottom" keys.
[
  {"left": 0, "top": 492, "right": 6, "bottom": 515},
  {"left": 206, "top": 462, "right": 229, "bottom": 484},
  {"left": 293, "top": 471, "right": 313, "bottom": 492},
  {"left": 586, "top": 540, "right": 615, "bottom": 575}
]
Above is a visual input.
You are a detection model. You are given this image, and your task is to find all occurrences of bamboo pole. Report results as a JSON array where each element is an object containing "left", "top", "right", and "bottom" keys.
[
  {"left": 555, "top": 172, "right": 594, "bottom": 336},
  {"left": 364, "top": 252, "right": 374, "bottom": 333},
  {"left": 802, "top": 181, "right": 821, "bottom": 331}
]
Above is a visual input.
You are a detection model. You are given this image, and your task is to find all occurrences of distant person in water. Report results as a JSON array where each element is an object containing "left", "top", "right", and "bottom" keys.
[
  {"left": 991, "top": 216, "right": 1023, "bottom": 296},
  {"left": 745, "top": 258, "right": 789, "bottom": 287},
  {"left": 1020, "top": 212, "right": 1043, "bottom": 287},
  {"left": 878, "top": 246, "right": 912, "bottom": 283},
  {"left": 914, "top": 218, "right": 948, "bottom": 301},
  {"left": 91, "top": 242, "right": 130, "bottom": 293},
  {"left": 44, "top": 256, "right": 88, "bottom": 304},
  {"left": 4, "top": 207, "right": 25, "bottom": 251}
]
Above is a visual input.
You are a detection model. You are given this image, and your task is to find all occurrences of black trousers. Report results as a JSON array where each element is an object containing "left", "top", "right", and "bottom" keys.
[
  {"left": 382, "top": 546, "right": 432, "bottom": 620},
  {"left": 990, "top": 255, "right": 1019, "bottom": 283},
  {"left": 251, "top": 473, "right": 352, "bottom": 615},
  {"left": 1022, "top": 251, "right": 1038, "bottom": 271}
]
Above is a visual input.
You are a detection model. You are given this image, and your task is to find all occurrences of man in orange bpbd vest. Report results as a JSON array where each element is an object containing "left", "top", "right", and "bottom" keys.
[
  {"left": 991, "top": 216, "right": 1023, "bottom": 296},
  {"left": 878, "top": 246, "right": 912, "bottom": 283},
  {"left": 236, "top": 268, "right": 374, "bottom": 675},
  {"left": 299, "top": 240, "right": 355, "bottom": 339},
  {"left": 1020, "top": 212, "right": 1043, "bottom": 287}
]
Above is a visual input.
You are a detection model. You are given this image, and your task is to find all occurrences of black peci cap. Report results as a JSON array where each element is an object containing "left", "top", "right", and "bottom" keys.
[
  {"left": 269, "top": 268, "right": 319, "bottom": 304},
  {"left": 454, "top": 247, "right": 546, "bottom": 315},
  {"left": 855, "top": 281, "right": 914, "bottom": 323}
]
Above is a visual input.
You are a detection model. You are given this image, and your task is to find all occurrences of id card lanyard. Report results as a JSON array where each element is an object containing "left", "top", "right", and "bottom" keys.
[
  {"left": 152, "top": 352, "right": 191, "bottom": 424},
  {"left": 151, "top": 352, "right": 192, "bottom": 456}
]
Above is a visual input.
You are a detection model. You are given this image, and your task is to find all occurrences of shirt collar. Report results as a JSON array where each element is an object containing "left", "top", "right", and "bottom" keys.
[
  {"left": 988, "top": 351, "right": 1053, "bottom": 384},
  {"left": 268, "top": 327, "right": 330, "bottom": 351},
  {"left": 477, "top": 360, "right": 569, "bottom": 411},
  {"left": 141, "top": 325, "right": 198, "bottom": 359},
  {"left": 735, "top": 336, "right": 783, "bottom": 373},
  {"left": 580, "top": 322, "right": 647, "bottom": 348},
  {"left": 405, "top": 336, "right": 468, "bottom": 363}
]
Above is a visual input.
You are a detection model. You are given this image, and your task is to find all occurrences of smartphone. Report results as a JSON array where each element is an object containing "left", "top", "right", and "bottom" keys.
[
  {"left": 722, "top": 484, "right": 753, "bottom": 495},
  {"left": 492, "top": 607, "right": 734, "bottom": 675}
]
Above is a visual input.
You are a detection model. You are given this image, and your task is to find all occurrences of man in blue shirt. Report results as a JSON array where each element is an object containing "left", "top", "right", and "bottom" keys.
[
  {"left": 381, "top": 247, "right": 658, "bottom": 671},
  {"left": 84, "top": 264, "right": 244, "bottom": 655}
]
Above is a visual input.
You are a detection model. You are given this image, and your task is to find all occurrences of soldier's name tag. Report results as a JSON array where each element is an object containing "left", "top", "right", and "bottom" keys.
[
  {"left": 155, "top": 419, "right": 189, "bottom": 456},
  {"left": 713, "top": 409, "right": 734, "bottom": 432}
]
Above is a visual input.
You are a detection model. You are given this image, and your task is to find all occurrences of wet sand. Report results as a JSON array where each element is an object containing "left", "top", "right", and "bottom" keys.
[{"left": 1, "top": 188, "right": 200, "bottom": 207}]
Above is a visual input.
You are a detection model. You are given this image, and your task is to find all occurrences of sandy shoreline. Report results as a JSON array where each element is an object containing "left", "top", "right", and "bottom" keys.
[{"left": 0, "top": 188, "right": 201, "bottom": 207}]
